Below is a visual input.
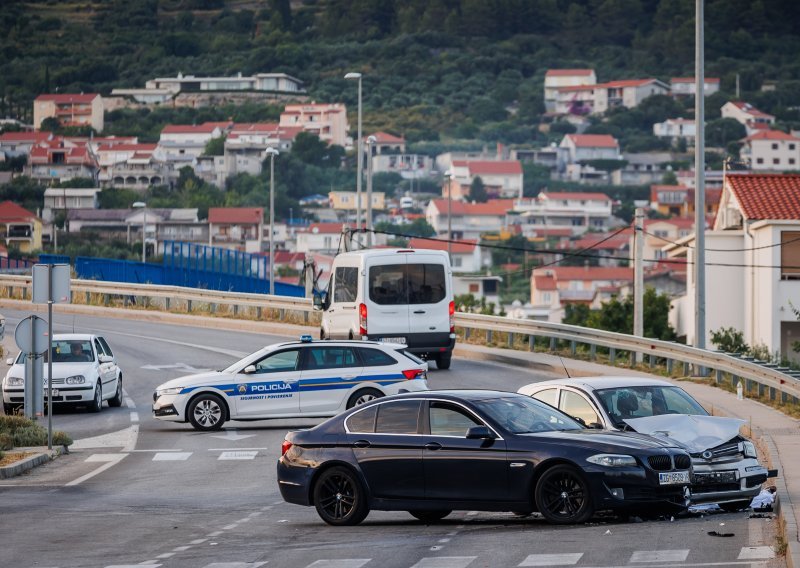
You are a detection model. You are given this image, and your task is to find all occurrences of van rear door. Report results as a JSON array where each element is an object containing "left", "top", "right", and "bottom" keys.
[
  {"left": 406, "top": 253, "right": 450, "bottom": 337},
  {"left": 364, "top": 255, "right": 410, "bottom": 339}
]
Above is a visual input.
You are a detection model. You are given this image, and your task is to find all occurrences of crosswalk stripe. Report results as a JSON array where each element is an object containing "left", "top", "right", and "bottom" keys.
[
  {"left": 218, "top": 451, "right": 259, "bottom": 460},
  {"left": 410, "top": 557, "right": 476, "bottom": 568},
  {"left": 202, "top": 563, "right": 268, "bottom": 568},
  {"left": 152, "top": 452, "right": 192, "bottom": 461},
  {"left": 737, "top": 546, "right": 775, "bottom": 560},
  {"left": 630, "top": 550, "right": 690, "bottom": 563},
  {"left": 519, "top": 553, "right": 583, "bottom": 566},
  {"left": 305, "top": 560, "right": 371, "bottom": 568}
]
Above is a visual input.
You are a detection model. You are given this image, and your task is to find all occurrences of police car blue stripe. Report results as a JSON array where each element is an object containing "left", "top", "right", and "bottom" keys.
[{"left": 178, "top": 374, "right": 409, "bottom": 397}]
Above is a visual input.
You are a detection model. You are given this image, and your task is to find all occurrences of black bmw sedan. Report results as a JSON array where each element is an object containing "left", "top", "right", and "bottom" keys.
[{"left": 277, "top": 390, "right": 692, "bottom": 526}]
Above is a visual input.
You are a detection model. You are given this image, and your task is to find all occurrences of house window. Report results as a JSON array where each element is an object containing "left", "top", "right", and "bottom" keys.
[
  {"left": 469, "top": 283, "right": 479, "bottom": 293},
  {"left": 774, "top": 158, "right": 780, "bottom": 165},
  {"left": 772, "top": 143, "right": 779, "bottom": 150},
  {"left": 791, "top": 144, "right": 797, "bottom": 151},
  {"left": 782, "top": 231, "right": 800, "bottom": 278},
  {"left": 453, "top": 257, "right": 462, "bottom": 268},
  {"left": 542, "top": 292, "right": 551, "bottom": 303},
  {"left": 757, "top": 158, "right": 764, "bottom": 164},
  {"left": 791, "top": 158, "right": 797, "bottom": 165}
]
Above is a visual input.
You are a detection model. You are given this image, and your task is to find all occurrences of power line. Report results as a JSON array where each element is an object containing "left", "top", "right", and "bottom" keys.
[{"left": 642, "top": 229, "right": 800, "bottom": 252}]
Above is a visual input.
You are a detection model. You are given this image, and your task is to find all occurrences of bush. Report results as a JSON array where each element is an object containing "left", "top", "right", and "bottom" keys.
[
  {"left": 0, "top": 432, "right": 13, "bottom": 450},
  {"left": 0, "top": 414, "right": 72, "bottom": 448}
]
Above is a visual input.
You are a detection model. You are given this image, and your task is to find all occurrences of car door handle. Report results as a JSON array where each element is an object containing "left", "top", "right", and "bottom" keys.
[
  {"left": 424, "top": 442, "right": 442, "bottom": 451},
  {"left": 352, "top": 440, "right": 371, "bottom": 449},
  {"left": 413, "top": 310, "right": 426, "bottom": 314}
]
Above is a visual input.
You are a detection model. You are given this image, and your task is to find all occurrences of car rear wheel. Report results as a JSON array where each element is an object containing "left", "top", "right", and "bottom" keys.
[
  {"left": 187, "top": 393, "right": 226, "bottom": 431},
  {"left": 87, "top": 382, "right": 103, "bottom": 413},
  {"left": 108, "top": 375, "right": 123, "bottom": 407},
  {"left": 435, "top": 352, "right": 452, "bottom": 370},
  {"left": 313, "top": 466, "right": 369, "bottom": 526},
  {"left": 535, "top": 465, "right": 594, "bottom": 524},
  {"left": 346, "top": 388, "right": 383, "bottom": 409},
  {"left": 719, "top": 500, "right": 751, "bottom": 512},
  {"left": 408, "top": 510, "right": 451, "bottom": 523}
]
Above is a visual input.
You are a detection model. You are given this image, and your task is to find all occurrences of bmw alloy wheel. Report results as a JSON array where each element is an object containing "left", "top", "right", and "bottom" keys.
[{"left": 535, "top": 465, "right": 593, "bottom": 524}]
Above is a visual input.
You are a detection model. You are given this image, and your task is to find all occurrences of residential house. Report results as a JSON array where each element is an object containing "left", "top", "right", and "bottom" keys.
[
  {"left": 67, "top": 208, "right": 205, "bottom": 247},
  {"left": 0, "top": 131, "right": 53, "bottom": 158},
  {"left": 425, "top": 199, "right": 515, "bottom": 240},
  {"left": 142, "top": 72, "right": 304, "bottom": 95},
  {"left": 721, "top": 102, "right": 776, "bottom": 134},
  {"left": 544, "top": 69, "right": 597, "bottom": 113},
  {"left": 593, "top": 79, "right": 670, "bottom": 114},
  {"left": 0, "top": 201, "right": 43, "bottom": 253},
  {"left": 676, "top": 169, "right": 725, "bottom": 190},
  {"left": 279, "top": 103, "right": 348, "bottom": 147},
  {"left": 223, "top": 123, "right": 301, "bottom": 180},
  {"left": 446, "top": 160, "right": 524, "bottom": 200},
  {"left": 650, "top": 185, "right": 691, "bottom": 216},
  {"left": 740, "top": 130, "right": 800, "bottom": 172},
  {"left": 26, "top": 137, "right": 99, "bottom": 186},
  {"left": 33, "top": 93, "right": 104, "bottom": 133},
  {"left": 453, "top": 275, "right": 502, "bottom": 306},
  {"left": 612, "top": 152, "right": 678, "bottom": 186},
  {"left": 559, "top": 134, "right": 621, "bottom": 166},
  {"left": 512, "top": 192, "right": 614, "bottom": 235},
  {"left": 208, "top": 207, "right": 263, "bottom": 252},
  {"left": 670, "top": 77, "right": 720, "bottom": 97},
  {"left": 554, "top": 85, "right": 596, "bottom": 116},
  {"left": 567, "top": 229, "right": 632, "bottom": 267},
  {"left": 95, "top": 143, "right": 167, "bottom": 189},
  {"left": 637, "top": 217, "right": 696, "bottom": 266},
  {"left": 366, "top": 132, "right": 434, "bottom": 179},
  {"left": 328, "top": 191, "right": 386, "bottom": 214},
  {"left": 157, "top": 123, "right": 227, "bottom": 171},
  {"left": 42, "top": 187, "right": 101, "bottom": 223},
  {"left": 407, "top": 237, "right": 487, "bottom": 272},
  {"left": 295, "top": 223, "right": 371, "bottom": 254},
  {"left": 666, "top": 173, "right": 800, "bottom": 360},
  {"left": 653, "top": 118, "right": 696, "bottom": 142}
]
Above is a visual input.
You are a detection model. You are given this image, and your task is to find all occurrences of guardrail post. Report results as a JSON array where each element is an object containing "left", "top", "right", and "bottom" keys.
[
  {"left": 233, "top": 305, "right": 239, "bottom": 316},
  {"left": 683, "top": 361, "right": 690, "bottom": 375},
  {"left": 304, "top": 311, "right": 309, "bottom": 324},
  {"left": 508, "top": 333, "right": 514, "bottom": 348},
  {"left": 649, "top": 354, "right": 655, "bottom": 368},
  {"left": 589, "top": 344, "right": 596, "bottom": 361},
  {"left": 210, "top": 303, "right": 216, "bottom": 314},
  {"left": 85, "top": 291, "right": 90, "bottom": 304},
  {"left": 758, "top": 382, "right": 765, "bottom": 398},
  {"left": 8, "top": 286, "right": 13, "bottom": 298},
  {"left": 187, "top": 300, "right": 193, "bottom": 312},
  {"left": 280, "top": 309, "right": 286, "bottom": 320},
  {"left": 21, "top": 286, "right": 26, "bottom": 300},
  {"left": 609, "top": 348, "right": 616, "bottom": 364},
  {"left": 570, "top": 341, "right": 576, "bottom": 355},
  {"left": 769, "top": 387, "right": 776, "bottom": 401},
  {"left": 715, "top": 369, "right": 722, "bottom": 385},
  {"left": 465, "top": 328, "right": 471, "bottom": 340},
  {"left": 166, "top": 298, "right": 171, "bottom": 310},
  {"left": 487, "top": 330, "right": 493, "bottom": 343},
  {"left": 781, "top": 391, "right": 788, "bottom": 404},
  {"left": 528, "top": 335, "right": 534, "bottom": 352},
  {"left": 666, "top": 359, "right": 673, "bottom": 374},
  {"left": 629, "top": 351, "right": 635, "bottom": 367},
  {"left": 549, "top": 337, "right": 556, "bottom": 351},
  {"left": 103, "top": 294, "right": 109, "bottom": 306},
  {"left": 256, "top": 307, "right": 262, "bottom": 319}
]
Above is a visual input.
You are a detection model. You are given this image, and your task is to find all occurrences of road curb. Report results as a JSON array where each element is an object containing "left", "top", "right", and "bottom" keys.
[
  {"left": 764, "top": 435, "right": 799, "bottom": 567},
  {"left": 0, "top": 445, "right": 65, "bottom": 479}
]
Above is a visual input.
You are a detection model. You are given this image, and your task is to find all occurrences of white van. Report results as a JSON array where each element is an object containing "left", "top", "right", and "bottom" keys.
[{"left": 314, "top": 248, "right": 456, "bottom": 369}]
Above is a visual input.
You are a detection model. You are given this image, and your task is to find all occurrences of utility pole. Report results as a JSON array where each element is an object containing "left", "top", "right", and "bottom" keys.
[
  {"left": 694, "top": 0, "right": 707, "bottom": 357},
  {"left": 633, "top": 208, "right": 645, "bottom": 364}
]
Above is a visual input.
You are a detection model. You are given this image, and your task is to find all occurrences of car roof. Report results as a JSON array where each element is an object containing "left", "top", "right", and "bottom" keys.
[
  {"left": 52, "top": 333, "right": 97, "bottom": 340},
  {"left": 388, "top": 389, "right": 524, "bottom": 401},
  {"left": 271, "top": 339, "right": 403, "bottom": 350},
  {"left": 530, "top": 376, "right": 677, "bottom": 392}
]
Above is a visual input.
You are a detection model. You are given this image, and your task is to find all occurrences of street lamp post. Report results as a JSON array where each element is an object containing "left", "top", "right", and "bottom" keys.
[
  {"left": 344, "top": 72, "right": 363, "bottom": 243},
  {"left": 366, "top": 135, "right": 377, "bottom": 248},
  {"left": 444, "top": 171, "right": 453, "bottom": 262},
  {"left": 132, "top": 201, "right": 146, "bottom": 263},
  {"left": 265, "top": 147, "right": 279, "bottom": 296}
]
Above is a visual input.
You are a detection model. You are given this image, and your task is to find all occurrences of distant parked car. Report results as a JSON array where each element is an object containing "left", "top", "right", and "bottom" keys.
[
  {"left": 278, "top": 390, "right": 693, "bottom": 526},
  {"left": 518, "top": 376, "right": 771, "bottom": 510},
  {"left": 2, "top": 333, "right": 123, "bottom": 414}
]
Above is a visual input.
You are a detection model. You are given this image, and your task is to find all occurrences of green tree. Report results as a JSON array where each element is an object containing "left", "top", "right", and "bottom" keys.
[
  {"left": 584, "top": 288, "right": 676, "bottom": 340},
  {"left": 706, "top": 118, "right": 747, "bottom": 148},
  {"left": 469, "top": 176, "right": 488, "bottom": 203},
  {"left": 203, "top": 136, "right": 225, "bottom": 156},
  {"left": 710, "top": 326, "right": 749, "bottom": 354}
]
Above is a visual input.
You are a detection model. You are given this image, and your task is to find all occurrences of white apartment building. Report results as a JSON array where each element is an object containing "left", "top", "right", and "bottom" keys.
[
  {"left": 279, "top": 103, "right": 349, "bottom": 147},
  {"left": 559, "top": 134, "right": 621, "bottom": 163},
  {"left": 593, "top": 79, "right": 670, "bottom": 114},
  {"left": 513, "top": 192, "right": 613, "bottom": 234},
  {"left": 425, "top": 199, "right": 514, "bottom": 240},
  {"left": 653, "top": 118, "right": 696, "bottom": 141},
  {"left": 740, "top": 130, "right": 800, "bottom": 171},
  {"left": 34, "top": 93, "right": 104, "bottom": 133},
  {"left": 670, "top": 77, "right": 720, "bottom": 97},
  {"left": 544, "top": 69, "right": 597, "bottom": 113},
  {"left": 721, "top": 101, "right": 775, "bottom": 134}
]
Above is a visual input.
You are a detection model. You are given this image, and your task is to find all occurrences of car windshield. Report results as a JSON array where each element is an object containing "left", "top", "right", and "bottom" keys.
[
  {"left": 49, "top": 340, "right": 94, "bottom": 363},
  {"left": 472, "top": 395, "right": 584, "bottom": 434},
  {"left": 594, "top": 385, "right": 709, "bottom": 428}
]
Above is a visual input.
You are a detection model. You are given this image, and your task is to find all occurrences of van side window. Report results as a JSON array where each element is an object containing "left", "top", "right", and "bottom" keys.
[
  {"left": 333, "top": 267, "right": 358, "bottom": 303},
  {"left": 369, "top": 264, "right": 407, "bottom": 305}
]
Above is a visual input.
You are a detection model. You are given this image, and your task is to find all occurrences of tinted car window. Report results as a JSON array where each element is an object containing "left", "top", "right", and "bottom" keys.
[
  {"left": 595, "top": 386, "right": 707, "bottom": 426},
  {"left": 94, "top": 339, "right": 106, "bottom": 357},
  {"left": 429, "top": 402, "right": 481, "bottom": 436},
  {"left": 305, "top": 347, "right": 357, "bottom": 370},
  {"left": 254, "top": 350, "right": 299, "bottom": 373},
  {"left": 407, "top": 264, "right": 445, "bottom": 305},
  {"left": 357, "top": 348, "right": 397, "bottom": 367},
  {"left": 333, "top": 266, "right": 358, "bottom": 303},
  {"left": 532, "top": 388, "right": 558, "bottom": 407},
  {"left": 375, "top": 401, "right": 421, "bottom": 434},
  {"left": 560, "top": 390, "right": 600, "bottom": 426},
  {"left": 473, "top": 395, "right": 583, "bottom": 434},
  {"left": 98, "top": 337, "right": 114, "bottom": 357},
  {"left": 347, "top": 405, "right": 377, "bottom": 433},
  {"left": 369, "top": 264, "right": 407, "bottom": 305},
  {"left": 50, "top": 340, "right": 94, "bottom": 363},
  {"left": 400, "top": 350, "right": 425, "bottom": 365}
]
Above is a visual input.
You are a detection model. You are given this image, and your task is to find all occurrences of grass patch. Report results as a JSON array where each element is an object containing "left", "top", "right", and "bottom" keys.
[{"left": 0, "top": 415, "right": 72, "bottom": 449}]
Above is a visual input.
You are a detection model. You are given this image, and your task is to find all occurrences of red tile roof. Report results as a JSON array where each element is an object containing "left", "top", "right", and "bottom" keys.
[
  {"left": 533, "top": 275, "right": 558, "bottom": 290},
  {"left": 597, "top": 79, "right": 661, "bottom": 89},
  {"left": 729, "top": 101, "right": 774, "bottom": 119},
  {"left": 430, "top": 199, "right": 515, "bottom": 216},
  {"left": 408, "top": 237, "right": 477, "bottom": 254},
  {"left": 0, "top": 131, "right": 52, "bottom": 143},
  {"left": 563, "top": 134, "right": 619, "bottom": 148},
  {"left": 546, "top": 69, "right": 594, "bottom": 77},
  {"left": 743, "top": 130, "right": 799, "bottom": 142},
  {"left": 35, "top": 93, "right": 99, "bottom": 104},
  {"left": 0, "top": 201, "right": 37, "bottom": 222},
  {"left": 540, "top": 192, "right": 611, "bottom": 201},
  {"left": 162, "top": 124, "right": 221, "bottom": 134},
  {"left": 644, "top": 217, "right": 696, "bottom": 230},
  {"left": 231, "top": 123, "right": 280, "bottom": 133},
  {"left": 726, "top": 173, "right": 800, "bottom": 220},
  {"left": 465, "top": 160, "right": 522, "bottom": 175},
  {"left": 208, "top": 207, "right": 263, "bottom": 224},
  {"left": 306, "top": 223, "right": 349, "bottom": 234},
  {"left": 97, "top": 143, "right": 157, "bottom": 152},
  {"left": 368, "top": 132, "right": 405, "bottom": 144}
]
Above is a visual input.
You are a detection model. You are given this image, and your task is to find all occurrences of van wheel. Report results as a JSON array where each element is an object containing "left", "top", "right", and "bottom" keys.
[
  {"left": 348, "top": 331, "right": 354, "bottom": 340},
  {"left": 320, "top": 329, "right": 326, "bottom": 340},
  {"left": 436, "top": 353, "right": 452, "bottom": 370}
]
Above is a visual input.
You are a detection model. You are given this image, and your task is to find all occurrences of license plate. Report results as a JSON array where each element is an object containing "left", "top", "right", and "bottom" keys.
[
  {"left": 694, "top": 471, "right": 737, "bottom": 484},
  {"left": 379, "top": 337, "right": 406, "bottom": 344},
  {"left": 48, "top": 389, "right": 59, "bottom": 397},
  {"left": 659, "top": 471, "right": 690, "bottom": 485}
]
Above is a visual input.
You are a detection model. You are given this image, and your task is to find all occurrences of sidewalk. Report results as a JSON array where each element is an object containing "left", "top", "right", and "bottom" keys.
[{"left": 456, "top": 342, "right": 800, "bottom": 568}]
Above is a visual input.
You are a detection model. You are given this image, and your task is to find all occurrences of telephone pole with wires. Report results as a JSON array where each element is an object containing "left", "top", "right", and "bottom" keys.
[{"left": 633, "top": 208, "right": 645, "bottom": 363}]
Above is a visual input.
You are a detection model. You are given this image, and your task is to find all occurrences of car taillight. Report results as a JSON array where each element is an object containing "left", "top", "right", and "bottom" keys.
[
  {"left": 359, "top": 303, "right": 367, "bottom": 336},
  {"left": 281, "top": 439, "right": 293, "bottom": 456},
  {"left": 449, "top": 300, "right": 455, "bottom": 333},
  {"left": 402, "top": 369, "right": 426, "bottom": 380}
]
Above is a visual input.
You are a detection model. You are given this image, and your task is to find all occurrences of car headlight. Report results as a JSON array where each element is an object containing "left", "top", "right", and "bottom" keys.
[
  {"left": 65, "top": 375, "right": 86, "bottom": 385},
  {"left": 742, "top": 441, "right": 757, "bottom": 458},
  {"left": 587, "top": 453, "right": 638, "bottom": 467},
  {"left": 156, "top": 387, "right": 184, "bottom": 397},
  {"left": 5, "top": 376, "right": 23, "bottom": 387}
]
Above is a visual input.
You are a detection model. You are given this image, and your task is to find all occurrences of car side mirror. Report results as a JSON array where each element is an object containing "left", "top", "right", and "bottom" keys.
[
  {"left": 466, "top": 425, "right": 495, "bottom": 440},
  {"left": 98, "top": 354, "right": 113, "bottom": 363},
  {"left": 572, "top": 416, "right": 587, "bottom": 427},
  {"left": 243, "top": 364, "right": 256, "bottom": 374},
  {"left": 589, "top": 422, "right": 604, "bottom": 429}
]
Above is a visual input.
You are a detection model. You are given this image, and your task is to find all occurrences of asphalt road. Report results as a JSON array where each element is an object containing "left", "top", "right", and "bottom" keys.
[{"left": 0, "top": 308, "right": 784, "bottom": 568}]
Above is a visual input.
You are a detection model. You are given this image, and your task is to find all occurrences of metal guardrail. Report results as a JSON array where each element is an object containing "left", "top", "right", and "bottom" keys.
[{"left": 0, "top": 274, "right": 797, "bottom": 404}]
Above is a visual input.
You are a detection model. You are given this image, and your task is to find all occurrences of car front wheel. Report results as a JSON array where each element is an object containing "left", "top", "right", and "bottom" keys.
[
  {"left": 187, "top": 393, "right": 226, "bottom": 431},
  {"left": 87, "top": 382, "right": 103, "bottom": 413},
  {"left": 313, "top": 466, "right": 369, "bottom": 526},
  {"left": 535, "top": 465, "right": 594, "bottom": 524},
  {"left": 108, "top": 375, "right": 123, "bottom": 407}
]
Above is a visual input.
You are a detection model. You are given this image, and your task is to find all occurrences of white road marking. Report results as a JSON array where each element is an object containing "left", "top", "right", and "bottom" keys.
[
  {"left": 66, "top": 454, "right": 127, "bottom": 486},
  {"left": 305, "top": 561, "right": 371, "bottom": 568},
  {"left": 155, "top": 553, "right": 174, "bottom": 559},
  {"left": 172, "top": 546, "right": 191, "bottom": 552},
  {"left": 152, "top": 452, "right": 192, "bottom": 461},
  {"left": 130, "top": 412, "right": 139, "bottom": 422},
  {"left": 85, "top": 453, "right": 124, "bottom": 462},
  {"left": 106, "top": 565, "right": 161, "bottom": 567},
  {"left": 202, "top": 563, "right": 268, "bottom": 568},
  {"left": 72, "top": 426, "right": 137, "bottom": 450},
  {"left": 738, "top": 547, "right": 775, "bottom": 560},
  {"left": 208, "top": 448, "right": 268, "bottom": 451},
  {"left": 438, "top": 538, "right": 450, "bottom": 543},
  {"left": 207, "top": 531, "right": 223, "bottom": 537},
  {"left": 210, "top": 430, "right": 257, "bottom": 442},
  {"left": 123, "top": 394, "right": 136, "bottom": 408},
  {"left": 630, "top": 550, "right": 690, "bottom": 563},
  {"left": 130, "top": 449, "right": 184, "bottom": 452},
  {"left": 519, "top": 553, "right": 583, "bottom": 566},
  {"left": 218, "top": 451, "right": 259, "bottom": 460},
  {"left": 580, "top": 563, "right": 769, "bottom": 568},
  {"left": 222, "top": 523, "right": 238, "bottom": 530},
  {"left": 410, "top": 558, "right": 476, "bottom": 568},
  {"left": 190, "top": 539, "right": 208, "bottom": 545}
]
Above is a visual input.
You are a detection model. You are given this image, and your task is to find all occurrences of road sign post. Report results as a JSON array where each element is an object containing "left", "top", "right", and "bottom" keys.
[{"left": 14, "top": 315, "right": 48, "bottom": 420}]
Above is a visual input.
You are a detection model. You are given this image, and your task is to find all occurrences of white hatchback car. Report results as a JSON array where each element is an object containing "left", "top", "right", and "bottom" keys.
[
  {"left": 2, "top": 333, "right": 123, "bottom": 414},
  {"left": 152, "top": 336, "right": 430, "bottom": 431}
]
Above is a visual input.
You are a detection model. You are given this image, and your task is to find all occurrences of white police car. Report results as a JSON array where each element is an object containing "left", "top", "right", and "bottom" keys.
[{"left": 152, "top": 336, "right": 430, "bottom": 431}]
